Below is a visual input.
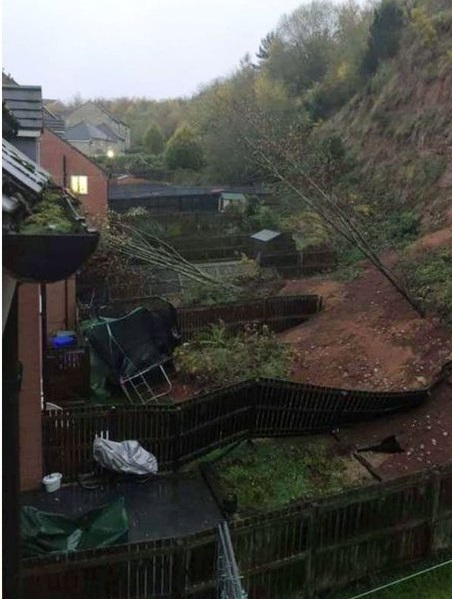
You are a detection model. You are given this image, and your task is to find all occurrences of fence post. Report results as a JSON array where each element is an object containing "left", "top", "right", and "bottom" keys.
[
  {"left": 429, "top": 469, "right": 441, "bottom": 554},
  {"left": 172, "top": 406, "right": 181, "bottom": 472},
  {"left": 173, "top": 538, "right": 186, "bottom": 599},
  {"left": 304, "top": 504, "right": 318, "bottom": 599}
]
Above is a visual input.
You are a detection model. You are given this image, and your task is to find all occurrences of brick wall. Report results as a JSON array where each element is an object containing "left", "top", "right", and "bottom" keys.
[
  {"left": 45, "top": 277, "right": 77, "bottom": 337},
  {"left": 18, "top": 284, "right": 42, "bottom": 490},
  {"left": 40, "top": 128, "right": 108, "bottom": 218}
]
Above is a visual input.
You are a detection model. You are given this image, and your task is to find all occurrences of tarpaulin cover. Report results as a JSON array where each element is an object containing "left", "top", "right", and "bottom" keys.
[
  {"left": 21, "top": 497, "right": 129, "bottom": 557},
  {"left": 84, "top": 306, "right": 180, "bottom": 379},
  {"left": 93, "top": 438, "right": 158, "bottom": 475}
]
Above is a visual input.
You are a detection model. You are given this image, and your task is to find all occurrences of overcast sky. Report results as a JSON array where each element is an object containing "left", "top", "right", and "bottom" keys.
[{"left": 3, "top": 0, "right": 345, "bottom": 102}]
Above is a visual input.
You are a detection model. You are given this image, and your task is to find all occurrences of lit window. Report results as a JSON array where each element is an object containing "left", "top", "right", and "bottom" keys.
[{"left": 70, "top": 175, "right": 88, "bottom": 195}]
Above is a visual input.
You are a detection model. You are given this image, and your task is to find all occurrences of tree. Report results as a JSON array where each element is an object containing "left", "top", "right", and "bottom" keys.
[
  {"left": 361, "top": 0, "right": 405, "bottom": 76},
  {"left": 143, "top": 122, "right": 164, "bottom": 154},
  {"left": 164, "top": 123, "right": 204, "bottom": 170},
  {"left": 225, "top": 103, "right": 424, "bottom": 316}
]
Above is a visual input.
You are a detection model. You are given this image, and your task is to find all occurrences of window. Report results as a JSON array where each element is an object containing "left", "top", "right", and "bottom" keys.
[{"left": 70, "top": 175, "right": 88, "bottom": 195}]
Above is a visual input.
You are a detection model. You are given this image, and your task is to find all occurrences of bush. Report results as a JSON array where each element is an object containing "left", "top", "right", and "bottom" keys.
[
  {"left": 383, "top": 211, "right": 420, "bottom": 245},
  {"left": 397, "top": 247, "right": 452, "bottom": 322},
  {"left": 174, "top": 324, "right": 291, "bottom": 387}
]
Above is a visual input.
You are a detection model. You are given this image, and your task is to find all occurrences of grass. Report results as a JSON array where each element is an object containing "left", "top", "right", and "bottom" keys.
[
  {"left": 397, "top": 246, "right": 452, "bottom": 323},
  {"left": 213, "top": 438, "right": 346, "bottom": 512},
  {"left": 327, "top": 557, "right": 452, "bottom": 599},
  {"left": 370, "top": 563, "right": 452, "bottom": 598}
]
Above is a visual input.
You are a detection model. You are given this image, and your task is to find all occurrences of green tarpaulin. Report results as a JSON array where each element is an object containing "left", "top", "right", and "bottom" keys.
[{"left": 21, "top": 497, "right": 129, "bottom": 557}]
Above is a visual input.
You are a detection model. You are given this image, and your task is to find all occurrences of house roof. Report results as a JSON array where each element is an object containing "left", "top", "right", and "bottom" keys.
[
  {"left": 2, "top": 71, "right": 18, "bottom": 85},
  {"left": 2, "top": 138, "right": 50, "bottom": 194},
  {"left": 43, "top": 107, "right": 65, "bottom": 136},
  {"left": 2, "top": 84, "right": 43, "bottom": 134},
  {"left": 250, "top": 229, "right": 282, "bottom": 242},
  {"left": 67, "top": 101, "right": 129, "bottom": 128},
  {"left": 220, "top": 192, "right": 246, "bottom": 201},
  {"left": 66, "top": 121, "right": 114, "bottom": 142},
  {"left": 97, "top": 121, "right": 125, "bottom": 142}
]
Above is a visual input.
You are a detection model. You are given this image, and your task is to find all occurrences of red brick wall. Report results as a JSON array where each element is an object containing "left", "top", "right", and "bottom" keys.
[
  {"left": 45, "top": 276, "right": 77, "bottom": 337},
  {"left": 40, "top": 129, "right": 107, "bottom": 343},
  {"left": 18, "top": 284, "right": 43, "bottom": 491},
  {"left": 40, "top": 128, "right": 108, "bottom": 219}
]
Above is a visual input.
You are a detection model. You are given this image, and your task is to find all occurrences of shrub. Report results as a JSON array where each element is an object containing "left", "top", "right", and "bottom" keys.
[
  {"left": 397, "top": 247, "right": 452, "bottom": 323},
  {"left": 174, "top": 324, "right": 291, "bottom": 387},
  {"left": 383, "top": 211, "right": 420, "bottom": 245}
]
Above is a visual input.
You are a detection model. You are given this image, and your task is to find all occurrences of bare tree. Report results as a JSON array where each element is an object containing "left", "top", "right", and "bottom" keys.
[{"left": 232, "top": 103, "right": 424, "bottom": 316}]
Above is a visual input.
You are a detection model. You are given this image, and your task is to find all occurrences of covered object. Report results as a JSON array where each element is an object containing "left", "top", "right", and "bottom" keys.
[
  {"left": 84, "top": 306, "right": 180, "bottom": 403},
  {"left": 85, "top": 306, "right": 179, "bottom": 380},
  {"left": 93, "top": 438, "right": 158, "bottom": 476},
  {"left": 21, "top": 497, "right": 128, "bottom": 557}
]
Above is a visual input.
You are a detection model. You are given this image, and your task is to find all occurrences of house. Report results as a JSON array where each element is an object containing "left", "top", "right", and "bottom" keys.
[
  {"left": 3, "top": 80, "right": 106, "bottom": 492},
  {"left": 65, "top": 120, "right": 117, "bottom": 157},
  {"left": 40, "top": 127, "right": 108, "bottom": 337},
  {"left": 40, "top": 127, "right": 108, "bottom": 219},
  {"left": 64, "top": 101, "right": 130, "bottom": 155},
  {"left": 2, "top": 81, "right": 46, "bottom": 495},
  {"left": 2, "top": 122, "right": 99, "bottom": 599}
]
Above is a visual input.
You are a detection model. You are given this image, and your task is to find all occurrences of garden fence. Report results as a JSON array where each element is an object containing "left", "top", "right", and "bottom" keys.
[
  {"left": 22, "top": 463, "right": 452, "bottom": 598},
  {"left": 43, "top": 378, "right": 429, "bottom": 481}
]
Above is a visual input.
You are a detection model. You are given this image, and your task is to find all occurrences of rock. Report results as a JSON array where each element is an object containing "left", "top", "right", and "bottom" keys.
[{"left": 416, "top": 376, "right": 427, "bottom": 386}]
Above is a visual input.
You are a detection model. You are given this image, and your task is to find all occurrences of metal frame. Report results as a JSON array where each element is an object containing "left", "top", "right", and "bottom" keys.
[{"left": 120, "top": 360, "right": 172, "bottom": 405}]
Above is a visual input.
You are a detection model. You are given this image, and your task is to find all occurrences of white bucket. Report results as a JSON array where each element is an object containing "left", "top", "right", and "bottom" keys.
[{"left": 42, "top": 472, "right": 62, "bottom": 493}]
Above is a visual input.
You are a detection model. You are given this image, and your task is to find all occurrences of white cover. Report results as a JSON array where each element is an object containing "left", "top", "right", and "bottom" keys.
[{"left": 93, "top": 438, "right": 158, "bottom": 475}]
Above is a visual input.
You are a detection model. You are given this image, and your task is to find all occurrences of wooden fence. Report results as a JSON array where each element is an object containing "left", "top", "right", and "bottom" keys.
[
  {"left": 43, "top": 378, "right": 428, "bottom": 481},
  {"left": 22, "top": 463, "right": 452, "bottom": 598}
]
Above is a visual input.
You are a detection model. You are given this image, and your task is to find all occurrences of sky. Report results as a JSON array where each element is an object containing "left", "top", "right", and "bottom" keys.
[{"left": 3, "top": 0, "right": 342, "bottom": 102}]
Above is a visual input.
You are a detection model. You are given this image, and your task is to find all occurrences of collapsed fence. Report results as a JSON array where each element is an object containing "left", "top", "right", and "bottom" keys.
[
  {"left": 22, "top": 463, "right": 452, "bottom": 599},
  {"left": 43, "top": 378, "right": 429, "bottom": 481}
]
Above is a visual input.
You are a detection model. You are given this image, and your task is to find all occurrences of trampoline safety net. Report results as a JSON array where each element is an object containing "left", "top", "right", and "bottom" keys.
[{"left": 217, "top": 522, "right": 247, "bottom": 599}]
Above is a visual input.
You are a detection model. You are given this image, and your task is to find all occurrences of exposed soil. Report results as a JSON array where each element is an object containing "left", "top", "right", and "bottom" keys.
[
  {"left": 280, "top": 263, "right": 452, "bottom": 392},
  {"left": 279, "top": 254, "right": 452, "bottom": 480},
  {"left": 334, "top": 381, "right": 452, "bottom": 480}
]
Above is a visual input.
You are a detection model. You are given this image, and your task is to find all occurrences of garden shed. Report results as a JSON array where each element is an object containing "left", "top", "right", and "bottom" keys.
[{"left": 249, "top": 229, "right": 299, "bottom": 270}]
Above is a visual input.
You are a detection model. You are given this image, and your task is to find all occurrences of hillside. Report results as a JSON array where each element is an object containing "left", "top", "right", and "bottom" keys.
[{"left": 326, "top": 0, "right": 452, "bottom": 229}]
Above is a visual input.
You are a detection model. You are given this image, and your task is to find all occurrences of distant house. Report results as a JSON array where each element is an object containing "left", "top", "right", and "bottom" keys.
[
  {"left": 65, "top": 120, "right": 117, "bottom": 157},
  {"left": 65, "top": 101, "right": 130, "bottom": 155}
]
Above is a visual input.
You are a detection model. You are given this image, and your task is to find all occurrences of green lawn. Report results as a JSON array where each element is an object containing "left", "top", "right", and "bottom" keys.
[
  {"left": 213, "top": 437, "right": 347, "bottom": 512},
  {"left": 367, "top": 563, "right": 452, "bottom": 599}
]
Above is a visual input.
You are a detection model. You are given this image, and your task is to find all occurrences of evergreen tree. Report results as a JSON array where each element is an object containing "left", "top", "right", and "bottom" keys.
[
  {"left": 361, "top": 0, "right": 404, "bottom": 75},
  {"left": 164, "top": 123, "right": 204, "bottom": 170},
  {"left": 143, "top": 122, "right": 164, "bottom": 154}
]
